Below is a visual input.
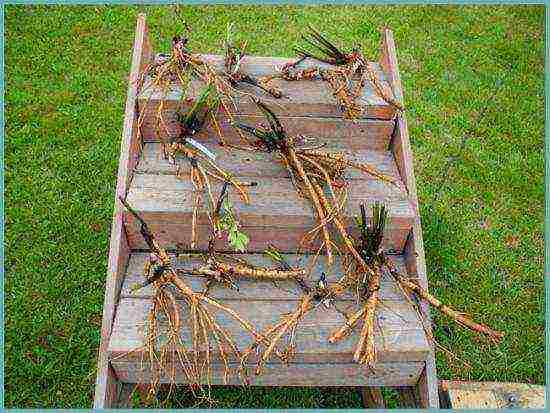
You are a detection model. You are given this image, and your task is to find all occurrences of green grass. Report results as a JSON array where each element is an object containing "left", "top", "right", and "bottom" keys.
[{"left": 5, "top": 4, "right": 544, "bottom": 408}]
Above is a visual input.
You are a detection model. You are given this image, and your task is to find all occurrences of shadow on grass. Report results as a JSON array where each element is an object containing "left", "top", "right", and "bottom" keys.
[{"left": 122, "top": 384, "right": 403, "bottom": 408}]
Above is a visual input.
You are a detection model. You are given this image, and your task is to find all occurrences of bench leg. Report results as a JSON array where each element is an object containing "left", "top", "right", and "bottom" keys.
[
  {"left": 94, "top": 362, "right": 122, "bottom": 408},
  {"left": 418, "top": 358, "right": 439, "bottom": 407},
  {"left": 393, "top": 360, "right": 439, "bottom": 408},
  {"left": 360, "top": 388, "right": 385, "bottom": 408}
]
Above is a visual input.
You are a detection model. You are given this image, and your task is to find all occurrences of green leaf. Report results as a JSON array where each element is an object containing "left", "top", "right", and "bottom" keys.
[
  {"left": 228, "top": 229, "right": 238, "bottom": 245},
  {"left": 227, "top": 229, "right": 249, "bottom": 252},
  {"left": 222, "top": 196, "right": 232, "bottom": 212},
  {"left": 232, "top": 231, "right": 249, "bottom": 252}
]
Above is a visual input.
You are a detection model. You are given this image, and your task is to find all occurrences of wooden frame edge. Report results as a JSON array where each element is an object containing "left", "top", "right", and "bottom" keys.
[
  {"left": 93, "top": 13, "right": 151, "bottom": 408},
  {"left": 380, "top": 28, "right": 439, "bottom": 408}
]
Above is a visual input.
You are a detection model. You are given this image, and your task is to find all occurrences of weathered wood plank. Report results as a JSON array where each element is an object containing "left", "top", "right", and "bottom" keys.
[
  {"left": 131, "top": 171, "right": 409, "bottom": 204},
  {"left": 381, "top": 27, "right": 439, "bottom": 408},
  {"left": 128, "top": 173, "right": 410, "bottom": 217},
  {"left": 181, "top": 54, "right": 390, "bottom": 81},
  {"left": 136, "top": 143, "right": 400, "bottom": 180},
  {"left": 138, "top": 54, "right": 396, "bottom": 120},
  {"left": 124, "top": 172, "right": 414, "bottom": 252},
  {"left": 138, "top": 112, "right": 394, "bottom": 150},
  {"left": 440, "top": 381, "right": 545, "bottom": 409},
  {"left": 139, "top": 78, "right": 394, "bottom": 119},
  {"left": 108, "top": 297, "right": 429, "bottom": 364},
  {"left": 94, "top": 12, "right": 150, "bottom": 409},
  {"left": 390, "top": 118, "right": 412, "bottom": 198},
  {"left": 112, "top": 360, "right": 424, "bottom": 387},
  {"left": 124, "top": 173, "right": 414, "bottom": 252},
  {"left": 124, "top": 220, "right": 408, "bottom": 254},
  {"left": 379, "top": 30, "right": 403, "bottom": 108},
  {"left": 121, "top": 252, "right": 418, "bottom": 302}
]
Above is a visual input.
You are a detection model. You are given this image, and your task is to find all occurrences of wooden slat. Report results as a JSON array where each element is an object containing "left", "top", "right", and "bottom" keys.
[
  {"left": 93, "top": 13, "right": 150, "bottom": 409},
  {"left": 121, "top": 253, "right": 418, "bottom": 302},
  {"left": 186, "top": 54, "right": 390, "bottom": 80},
  {"left": 138, "top": 112, "right": 394, "bottom": 151},
  {"left": 124, "top": 173, "right": 414, "bottom": 252},
  {"left": 379, "top": 31, "right": 403, "bottom": 108},
  {"left": 138, "top": 79, "right": 394, "bottom": 121},
  {"left": 108, "top": 295, "right": 429, "bottom": 365},
  {"left": 112, "top": 360, "right": 424, "bottom": 387},
  {"left": 126, "top": 174, "right": 412, "bottom": 225},
  {"left": 440, "top": 381, "right": 545, "bottom": 409},
  {"left": 381, "top": 27, "right": 439, "bottom": 408},
  {"left": 137, "top": 143, "right": 400, "bottom": 180},
  {"left": 124, "top": 221, "right": 408, "bottom": 254},
  {"left": 390, "top": 118, "right": 412, "bottom": 197},
  {"left": 138, "top": 54, "right": 396, "bottom": 120}
]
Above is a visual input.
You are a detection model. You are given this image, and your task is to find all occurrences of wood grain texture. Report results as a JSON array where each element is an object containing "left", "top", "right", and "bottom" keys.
[
  {"left": 379, "top": 30, "right": 403, "bottom": 107},
  {"left": 94, "top": 13, "right": 150, "bottom": 409},
  {"left": 381, "top": 27, "right": 439, "bottom": 408},
  {"left": 120, "top": 252, "right": 418, "bottom": 302},
  {"left": 127, "top": 173, "right": 412, "bottom": 222},
  {"left": 440, "top": 381, "right": 545, "bottom": 409},
  {"left": 112, "top": 360, "right": 424, "bottom": 387},
  {"left": 138, "top": 111, "right": 394, "bottom": 150},
  {"left": 116, "top": 34, "right": 149, "bottom": 198},
  {"left": 108, "top": 296, "right": 429, "bottom": 364},
  {"left": 124, "top": 172, "right": 414, "bottom": 252},
  {"left": 138, "top": 54, "right": 396, "bottom": 120},
  {"left": 180, "top": 54, "right": 389, "bottom": 80},
  {"left": 136, "top": 143, "right": 400, "bottom": 180},
  {"left": 124, "top": 220, "right": 408, "bottom": 254}
]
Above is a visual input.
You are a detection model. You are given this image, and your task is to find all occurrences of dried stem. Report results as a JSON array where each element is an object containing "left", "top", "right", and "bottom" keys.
[
  {"left": 353, "top": 266, "right": 380, "bottom": 365},
  {"left": 385, "top": 259, "right": 504, "bottom": 343},
  {"left": 327, "top": 306, "right": 367, "bottom": 343}
]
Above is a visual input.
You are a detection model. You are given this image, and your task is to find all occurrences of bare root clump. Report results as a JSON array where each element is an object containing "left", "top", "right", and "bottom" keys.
[
  {"left": 259, "top": 25, "right": 404, "bottom": 120},
  {"left": 119, "top": 198, "right": 269, "bottom": 398},
  {"left": 234, "top": 99, "right": 397, "bottom": 268},
  {"left": 327, "top": 203, "right": 505, "bottom": 368},
  {"left": 117, "top": 24, "right": 505, "bottom": 406}
]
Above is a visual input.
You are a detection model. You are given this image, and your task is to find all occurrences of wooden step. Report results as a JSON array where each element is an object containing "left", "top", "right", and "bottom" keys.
[
  {"left": 108, "top": 252, "right": 430, "bottom": 386},
  {"left": 136, "top": 142, "right": 399, "bottom": 178},
  {"left": 137, "top": 54, "right": 397, "bottom": 148},
  {"left": 95, "top": 16, "right": 438, "bottom": 408},
  {"left": 139, "top": 112, "right": 395, "bottom": 151},
  {"left": 113, "top": 360, "right": 425, "bottom": 387},
  {"left": 124, "top": 143, "right": 415, "bottom": 253},
  {"left": 120, "top": 252, "right": 419, "bottom": 301}
]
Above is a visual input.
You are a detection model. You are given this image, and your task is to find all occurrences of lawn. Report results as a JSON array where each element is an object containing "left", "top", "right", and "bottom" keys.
[{"left": 4, "top": 4, "right": 544, "bottom": 408}]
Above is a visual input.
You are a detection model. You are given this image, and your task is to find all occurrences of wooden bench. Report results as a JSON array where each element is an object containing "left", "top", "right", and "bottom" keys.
[{"left": 93, "top": 14, "right": 439, "bottom": 408}]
